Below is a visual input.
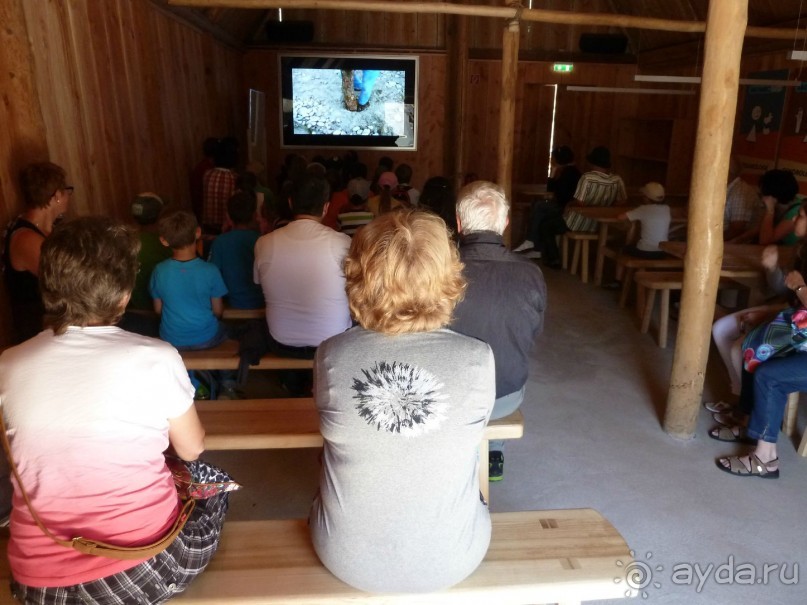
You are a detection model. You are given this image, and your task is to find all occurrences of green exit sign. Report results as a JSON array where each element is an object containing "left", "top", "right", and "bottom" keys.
[{"left": 553, "top": 63, "right": 574, "bottom": 73}]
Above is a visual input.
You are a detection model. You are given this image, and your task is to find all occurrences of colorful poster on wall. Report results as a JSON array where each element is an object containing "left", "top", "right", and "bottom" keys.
[
  {"left": 734, "top": 69, "right": 789, "bottom": 183},
  {"left": 777, "top": 81, "right": 807, "bottom": 194}
]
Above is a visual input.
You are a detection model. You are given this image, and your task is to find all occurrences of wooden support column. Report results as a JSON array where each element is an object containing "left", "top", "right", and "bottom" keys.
[
  {"left": 446, "top": 14, "right": 469, "bottom": 192},
  {"left": 663, "top": 0, "right": 747, "bottom": 439},
  {"left": 498, "top": 14, "right": 519, "bottom": 245}
]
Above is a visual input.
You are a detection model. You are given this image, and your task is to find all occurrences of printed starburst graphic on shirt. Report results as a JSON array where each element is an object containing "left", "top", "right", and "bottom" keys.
[{"left": 352, "top": 361, "right": 448, "bottom": 436}]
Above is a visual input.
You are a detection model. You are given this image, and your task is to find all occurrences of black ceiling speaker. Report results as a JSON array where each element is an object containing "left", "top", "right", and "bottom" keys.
[
  {"left": 266, "top": 20, "right": 315, "bottom": 44},
  {"left": 578, "top": 33, "right": 629, "bottom": 55}
]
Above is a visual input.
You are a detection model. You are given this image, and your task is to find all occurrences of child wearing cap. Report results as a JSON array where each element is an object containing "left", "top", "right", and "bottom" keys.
[
  {"left": 128, "top": 193, "right": 171, "bottom": 312},
  {"left": 619, "top": 181, "right": 671, "bottom": 259},
  {"left": 338, "top": 181, "right": 375, "bottom": 236}
]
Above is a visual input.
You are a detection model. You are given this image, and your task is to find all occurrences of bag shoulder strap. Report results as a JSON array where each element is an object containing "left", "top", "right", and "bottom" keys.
[{"left": 0, "top": 408, "right": 194, "bottom": 560}]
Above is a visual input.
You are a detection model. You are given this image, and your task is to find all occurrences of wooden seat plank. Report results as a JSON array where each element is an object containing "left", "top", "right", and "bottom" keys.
[
  {"left": 174, "top": 510, "right": 634, "bottom": 604},
  {"left": 196, "top": 400, "right": 524, "bottom": 451},
  {"left": 181, "top": 340, "right": 313, "bottom": 371}
]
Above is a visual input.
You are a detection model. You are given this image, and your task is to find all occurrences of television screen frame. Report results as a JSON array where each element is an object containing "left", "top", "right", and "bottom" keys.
[{"left": 279, "top": 53, "right": 419, "bottom": 151}]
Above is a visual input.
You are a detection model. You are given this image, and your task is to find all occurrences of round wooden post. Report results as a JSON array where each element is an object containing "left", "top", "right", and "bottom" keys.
[
  {"left": 663, "top": 0, "right": 748, "bottom": 439},
  {"left": 498, "top": 16, "right": 519, "bottom": 244}
]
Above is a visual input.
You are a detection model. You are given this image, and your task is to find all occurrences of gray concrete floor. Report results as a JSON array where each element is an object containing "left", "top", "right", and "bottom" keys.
[{"left": 206, "top": 264, "right": 807, "bottom": 604}]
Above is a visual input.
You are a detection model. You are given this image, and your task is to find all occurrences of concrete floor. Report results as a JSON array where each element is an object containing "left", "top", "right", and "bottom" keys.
[{"left": 205, "top": 264, "right": 807, "bottom": 604}]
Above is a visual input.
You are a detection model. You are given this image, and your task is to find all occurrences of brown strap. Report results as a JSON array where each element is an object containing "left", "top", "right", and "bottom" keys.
[{"left": 0, "top": 406, "right": 194, "bottom": 560}]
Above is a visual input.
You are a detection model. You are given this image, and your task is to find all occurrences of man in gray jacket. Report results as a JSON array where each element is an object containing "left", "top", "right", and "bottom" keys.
[{"left": 451, "top": 181, "right": 547, "bottom": 481}]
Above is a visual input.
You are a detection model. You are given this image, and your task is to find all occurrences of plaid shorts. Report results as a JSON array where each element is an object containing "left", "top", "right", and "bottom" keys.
[{"left": 11, "top": 460, "right": 231, "bottom": 605}]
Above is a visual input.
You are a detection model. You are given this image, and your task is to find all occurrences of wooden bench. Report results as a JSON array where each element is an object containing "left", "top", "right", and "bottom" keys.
[
  {"left": 181, "top": 339, "right": 313, "bottom": 371},
  {"left": 562, "top": 232, "right": 599, "bottom": 283},
  {"left": 0, "top": 510, "right": 635, "bottom": 604},
  {"left": 633, "top": 271, "right": 750, "bottom": 348},
  {"left": 616, "top": 255, "right": 684, "bottom": 307},
  {"left": 196, "top": 398, "right": 524, "bottom": 502},
  {"left": 222, "top": 307, "right": 265, "bottom": 320}
]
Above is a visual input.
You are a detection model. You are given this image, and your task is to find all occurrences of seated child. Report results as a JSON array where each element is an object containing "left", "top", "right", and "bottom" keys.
[
  {"left": 209, "top": 192, "right": 265, "bottom": 310},
  {"left": 150, "top": 210, "right": 228, "bottom": 350},
  {"left": 338, "top": 180, "right": 374, "bottom": 236},
  {"left": 118, "top": 193, "right": 171, "bottom": 337},
  {"left": 619, "top": 181, "right": 670, "bottom": 260}
]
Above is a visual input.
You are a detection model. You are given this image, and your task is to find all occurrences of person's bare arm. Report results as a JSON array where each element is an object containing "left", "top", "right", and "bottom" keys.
[
  {"left": 9, "top": 229, "right": 45, "bottom": 276},
  {"left": 168, "top": 405, "right": 205, "bottom": 461},
  {"left": 153, "top": 298, "right": 163, "bottom": 315},
  {"left": 211, "top": 297, "right": 224, "bottom": 319}
]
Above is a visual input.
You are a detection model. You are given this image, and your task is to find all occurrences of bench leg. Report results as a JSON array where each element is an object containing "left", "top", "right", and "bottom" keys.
[
  {"left": 581, "top": 240, "right": 590, "bottom": 283},
  {"left": 659, "top": 288, "right": 670, "bottom": 348},
  {"left": 594, "top": 224, "right": 608, "bottom": 286},
  {"left": 479, "top": 440, "right": 489, "bottom": 503},
  {"left": 619, "top": 268, "right": 635, "bottom": 307},
  {"left": 562, "top": 235, "right": 569, "bottom": 270},
  {"left": 570, "top": 240, "right": 581, "bottom": 277},
  {"left": 640, "top": 288, "right": 656, "bottom": 334},
  {"left": 783, "top": 392, "right": 799, "bottom": 437}
]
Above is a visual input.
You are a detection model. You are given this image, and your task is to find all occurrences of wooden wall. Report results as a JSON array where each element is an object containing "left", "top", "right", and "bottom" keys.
[{"left": 0, "top": 0, "right": 245, "bottom": 346}]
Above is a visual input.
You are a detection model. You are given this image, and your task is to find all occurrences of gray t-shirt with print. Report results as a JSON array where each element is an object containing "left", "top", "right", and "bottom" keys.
[{"left": 309, "top": 326, "right": 495, "bottom": 593}]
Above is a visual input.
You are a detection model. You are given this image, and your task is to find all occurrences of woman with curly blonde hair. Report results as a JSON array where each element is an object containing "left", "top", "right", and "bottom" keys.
[{"left": 309, "top": 209, "right": 496, "bottom": 593}]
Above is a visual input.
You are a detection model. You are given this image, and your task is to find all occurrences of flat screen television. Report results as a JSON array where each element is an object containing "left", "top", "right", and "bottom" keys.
[{"left": 279, "top": 54, "right": 418, "bottom": 150}]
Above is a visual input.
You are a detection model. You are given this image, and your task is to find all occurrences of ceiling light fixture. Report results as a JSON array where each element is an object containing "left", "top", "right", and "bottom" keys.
[{"left": 567, "top": 86, "right": 695, "bottom": 96}]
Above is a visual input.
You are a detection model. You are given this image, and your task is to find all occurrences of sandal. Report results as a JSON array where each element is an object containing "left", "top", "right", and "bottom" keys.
[
  {"left": 716, "top": 454, "right": 779, "bottom": 479},
  {"left": 704, "top": 400, "right": 736, "bottom": 414},
  {"left": 708, "top": 425, "right": 756, "bottom": 444},
  {"left": 712, "top": 410, "right": 747, "bottom": 426}
]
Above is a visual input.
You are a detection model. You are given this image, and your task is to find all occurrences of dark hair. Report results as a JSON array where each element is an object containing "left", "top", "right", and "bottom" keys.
[
  {"left": 214, "top": 137, "right": 239, "bottom": 169},
  {"left": 203, "top": 137, "right": 219, "bottom": 158},
  {"left": 158, "top": 210, "right": 198, "bottom": 249},
  {"left": 237, "top": 171, "right": 258, "bottom": 193},
  {"left": 759, "top": 169, "right": 799, "bottom": 204},
  {"left": 378, "top": 156, "right": 394, "bottom": 171},
  {"left": 395, "top": 163, "right": 413, "bottom": 184},
  {"left": 551, "top": 146, "right": 575, "bottom": 165},
  {"left": 350, "top": 163, "right": 368, "bottom": 180},
  {"left": 40, "top": 216, "right": 140, "bottom": 334},
  {"left": 19, "top": 162, "right": 67, "bottom": 209},
  {"left": 419, "top": 176, "right": 456, "bottom": 231},
  {"left": 586, "top": 146, "right": 611, "bottom": 170},
  {"left": 291, "top": 175, "right": 330, "bottom": 216},
  {"left": 227, "top": 191, "right": 257, "bottom": 225}
]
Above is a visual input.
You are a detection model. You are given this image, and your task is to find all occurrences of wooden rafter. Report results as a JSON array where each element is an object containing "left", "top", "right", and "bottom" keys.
[{"left": 169, "top": 0, "right": 807, "bottom": 40}]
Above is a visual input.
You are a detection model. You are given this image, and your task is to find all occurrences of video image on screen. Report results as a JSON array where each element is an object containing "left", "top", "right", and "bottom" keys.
[{"left": 291, "top": 68, "right": 409, "bottom": 137}]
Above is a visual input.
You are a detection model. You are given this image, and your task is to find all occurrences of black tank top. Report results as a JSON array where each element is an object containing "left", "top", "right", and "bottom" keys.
[{"left": 2, "top": 217, "right": 46, "bottom": 343}]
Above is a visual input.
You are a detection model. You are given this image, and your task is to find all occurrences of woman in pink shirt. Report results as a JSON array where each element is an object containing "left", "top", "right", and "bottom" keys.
[{"left": 0, "top": 216, "right": 232, "bottom": 604}]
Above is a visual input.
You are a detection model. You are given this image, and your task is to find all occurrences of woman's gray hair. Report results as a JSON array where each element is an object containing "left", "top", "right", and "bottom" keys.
[{"left": 456, "top": 181, "right": 509, "bottom": 235}]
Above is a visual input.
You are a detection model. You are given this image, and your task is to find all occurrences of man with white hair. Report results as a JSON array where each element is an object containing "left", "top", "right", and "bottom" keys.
[{"left": 450, "top": 181, "right": 547, "bottom": 481}]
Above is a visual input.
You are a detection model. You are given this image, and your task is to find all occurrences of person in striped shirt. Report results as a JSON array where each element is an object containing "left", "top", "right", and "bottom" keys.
[
  {"left": 541, "top": 146, "right": 627, "bottom": 268},
  {"left": 338, "top": 179, "right": 375, "bottom": 237}
]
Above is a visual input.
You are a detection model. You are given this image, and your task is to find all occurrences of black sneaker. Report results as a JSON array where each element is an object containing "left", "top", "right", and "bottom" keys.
[{"left": 489, "top": 451, "right": 504, "bottom": 482}]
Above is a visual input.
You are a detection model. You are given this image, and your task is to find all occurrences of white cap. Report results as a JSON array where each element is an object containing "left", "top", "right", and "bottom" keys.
[{"left": 640, "top": 182, "right": 665, "bottom": 202}]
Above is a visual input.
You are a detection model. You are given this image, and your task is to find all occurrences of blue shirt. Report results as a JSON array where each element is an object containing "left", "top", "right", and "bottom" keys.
[
  {"left": 149, "top": 257, "right": 228, "bottom": 347},
  {"left": 208, "top": 229, "right": 264, "bottom": 309}
]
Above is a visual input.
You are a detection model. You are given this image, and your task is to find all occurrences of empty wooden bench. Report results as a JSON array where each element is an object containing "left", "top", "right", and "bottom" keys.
[
  {"left": 634, "top": 271, "right": 750, "bottom": 348},
  {"left": 616, "top": 255, "right": 684, "bottom": 307},
  {"left": 181, "top": 339, "right": 313, "bottom": 371},
  {"left": 176, "top": 509, "right": 634, "bottom": 604},
  {"left": 196, "top": 398, "right": 524, "bottom": 502}
]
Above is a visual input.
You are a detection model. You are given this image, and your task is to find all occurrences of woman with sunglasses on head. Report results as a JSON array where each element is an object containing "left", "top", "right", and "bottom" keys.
[{"left": 2, "top": 162, "right": 72, "bottom": 344}]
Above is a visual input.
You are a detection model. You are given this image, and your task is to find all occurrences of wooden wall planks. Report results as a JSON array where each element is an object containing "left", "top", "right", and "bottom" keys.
[{"left": 0, "top": 0, "right": 244, "bottom": 346}]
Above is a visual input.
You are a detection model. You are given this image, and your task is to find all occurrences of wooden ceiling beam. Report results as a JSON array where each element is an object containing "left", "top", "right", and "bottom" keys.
[{"left": 169, "top": 0, "right": 807, "bottom": 40}]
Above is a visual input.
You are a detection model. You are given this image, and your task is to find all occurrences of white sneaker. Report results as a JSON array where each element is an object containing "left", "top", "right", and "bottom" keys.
[
  {"left": 524, "top": 250, "right": 542, "bottom": 259},
  {"left": 513, "top": 240, "right": 535, "bottom": 253}
]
